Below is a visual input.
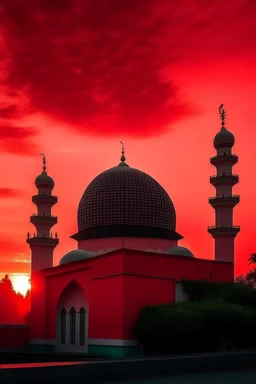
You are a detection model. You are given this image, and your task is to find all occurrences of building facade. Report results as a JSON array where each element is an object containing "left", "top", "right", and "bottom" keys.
[{"left": 20, "top": 106, "right": 240, "bottom": 357}]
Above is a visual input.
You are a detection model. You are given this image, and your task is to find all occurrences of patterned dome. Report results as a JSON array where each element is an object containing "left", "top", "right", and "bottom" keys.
[{"left": 71, "top": 164, "right": 182, "bottom": 241}]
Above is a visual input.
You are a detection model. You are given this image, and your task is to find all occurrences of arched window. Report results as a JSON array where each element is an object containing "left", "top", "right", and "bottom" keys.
[
  {"left": 60, "top": 308, "right": 67, "bottom": 345},
  {"left": 79, "top": 307, "right": 86, "bottom": 346},
  {"left": 70, "top": 307, "right": 76, "bottom": 345}
]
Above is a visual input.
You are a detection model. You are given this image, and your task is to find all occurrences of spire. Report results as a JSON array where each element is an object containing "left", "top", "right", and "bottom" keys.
[
  {"left": 40, "top": 153, "right": 47, "bottom": 174},
  {"left": 118, "top": 141, "right": 129, "bottom": 167},
  {"left": 219, "top": 104, "right": 226, "bottom": 130}
]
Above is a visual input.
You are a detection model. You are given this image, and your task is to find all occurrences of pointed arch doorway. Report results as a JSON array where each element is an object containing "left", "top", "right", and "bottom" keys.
[{"left": 56, "top": 281, "right": 89, "bottom": 353}]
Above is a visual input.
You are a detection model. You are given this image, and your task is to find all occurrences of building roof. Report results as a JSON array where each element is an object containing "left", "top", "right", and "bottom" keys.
[
  {"left": 214, "top": 127, "right": 235, "bottom": 149},
  {"left": 166, "top": 245, "right": 195, "bottom": 258},
  {"left": 35, "top": 171, "right": 55, "bottom": 189},
  {"left": 59, "top": 249, "right": 95, "bottom": 265},
  {"left": 71, "top": 164, "right": 182, "bottom": 241}
]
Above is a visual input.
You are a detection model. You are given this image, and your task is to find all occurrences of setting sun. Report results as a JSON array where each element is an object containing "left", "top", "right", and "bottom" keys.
[{"left": 12, "top": 275, "right": 30, "bottom": 296}]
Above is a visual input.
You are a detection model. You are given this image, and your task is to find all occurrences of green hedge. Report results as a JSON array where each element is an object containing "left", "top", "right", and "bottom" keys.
[
  {"left": 134, "top": 280, "right": 256, "bottom": 355},
  {"left": 180, "top": 279, "right": 256, "bottom": 307},
  {"left": 134, "top": 300, "right": 256, "bottom": 354}
]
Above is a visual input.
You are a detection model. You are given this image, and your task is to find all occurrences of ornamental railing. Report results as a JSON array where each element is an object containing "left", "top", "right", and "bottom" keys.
[
  {"left": 207, "top": 225, "right": 240, "bottom": 230},
  {"left": 26, "top": 232, "right": 58, "bottom": 240},
  {"left": 209, "top": 195, "right": 240, "bottom": 201},
  {"left": 210, "top": 174, "right": 239, "bottom": 179},
  {"left": 210, "top": 154, "right": 238, "bottom": 161},
  {"left": 31, "top": 214, "right": 57, "bottom": 218}
]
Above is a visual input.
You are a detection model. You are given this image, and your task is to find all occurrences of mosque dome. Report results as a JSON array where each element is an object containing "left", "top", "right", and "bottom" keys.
[
  {"left": 166, "top": 246, "right": 194, "bottom": 258},
  {"left": 71, "top": 157, "right": 182, "bottom": 242},
  {"left": 59, "top": 249, "right": 95, "bottom": 265},
  {"left": 35, "top": 171, "right": 55, "bottom": 189},
  {"left": 213, "top": 128, "right": 235, "bottom": 149}
]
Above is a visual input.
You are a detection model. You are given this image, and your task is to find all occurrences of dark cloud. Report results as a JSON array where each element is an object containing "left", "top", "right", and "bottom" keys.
[
  {"left": 0, "top": 124, "right": 38, "bottom": 155},
  {"left": 0, "top": 0, "right": 255, "bottom": 137},
  {"left": 0, "top": 188, "right": 25, "bottom": 198},
  {"left": 0, "top": 104, "right": 19, "bottom": 119}
]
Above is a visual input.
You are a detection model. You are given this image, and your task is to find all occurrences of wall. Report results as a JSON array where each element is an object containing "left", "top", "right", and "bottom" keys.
[
  {"left": 29, "top": 249, "right": 233, "bottom": 354},
  {"left": 121, "top": 250, "right": 233, "bottom": 341},
  {"left": 123, "top": 275, "right": 175, "bottom": 339},
  {"left": 215, "top": 237, "right": 235, "bottom": 263},
  {"left": 30, "top": 270, "right": 47, "bottom": 341},
  {"left": 123, "top": 250, "right": 234, "bottom": 283},
  {"left": 32, "top": 252, "right": 125, "bottom": 348},
  {"left": 78, "top": 237, "right": 177, "bottom": 253},
  {"left": 175, "top": 282, "right": 188, "bottom": 302},
  {"left": 0, "top": 325, "right": 29, "bottom": 350}
]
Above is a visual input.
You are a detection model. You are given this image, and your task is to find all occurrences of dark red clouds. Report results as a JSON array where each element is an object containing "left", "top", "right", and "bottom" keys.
[
  {"left": 0, "top": 188, "right": 25, "bottom": 198},
  {"left": 0, "top": 124, "right": 38, "bottom": 155},
  {"left": 0, "top": 0, "right": 255, "bottom": 139}
]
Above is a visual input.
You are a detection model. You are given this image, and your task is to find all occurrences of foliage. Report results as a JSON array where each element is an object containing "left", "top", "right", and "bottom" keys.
[
  {"left": 235, "top": 270, "right": 256, "bottom": 289},
  {"left": 248, "top": 253, "right": 256, "bottom": 265},
  {"left": 0, "top": 274, "right": 30, "bottom": 325},
  {"left": 180, "top": 279, "right": 256, "bottom": 307},
  {"left": 235, "top": 252, "right": 256, "bottom": 288},
  {"left": 134, "top": 275, "right": 256, "bottom": 354},
  {"left": 134, "top": 300, "right": 256, "bottom": 354}
]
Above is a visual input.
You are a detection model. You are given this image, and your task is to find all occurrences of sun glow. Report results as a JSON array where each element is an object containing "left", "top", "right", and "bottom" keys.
[{"left": 12, "top": 275, "right": 30, "bottom": 296}]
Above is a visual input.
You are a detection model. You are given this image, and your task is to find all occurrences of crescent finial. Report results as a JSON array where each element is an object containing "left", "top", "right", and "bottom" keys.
[
  {"left": 219, "top": 104, "right": 226, "bottom": 127},
  {"left": 119, "top": 141, "right": 128, "bottom": 166},
  {"left": 40, "top": 152, "right": 46, "bottom": 172}
]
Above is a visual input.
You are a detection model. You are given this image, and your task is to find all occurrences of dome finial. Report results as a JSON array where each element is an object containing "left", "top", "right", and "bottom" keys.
[
  {"left": 40, "top": 152, "right": 47, "bottom": 174},
  {"left": 219, "top": 104, "right": 226, "bottom": 129},
  {"left": 119, "top": 141, "right": 128, "bottom": 166}
]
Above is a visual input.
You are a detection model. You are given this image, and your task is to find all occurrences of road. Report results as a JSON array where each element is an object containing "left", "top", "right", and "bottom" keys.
[{"left": 101, "top": 369, "right": 256, "bottom": 384}]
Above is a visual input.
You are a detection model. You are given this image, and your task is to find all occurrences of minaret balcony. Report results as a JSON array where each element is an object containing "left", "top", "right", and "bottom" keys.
[
  {"left": 208, "top": 195, "right": 240, "bottom": 207},
  {"left": 210, "top": 154, "right": 238, "bottom": 167},
  {"left": 207, "top": 225, "right": 240, "bottom": 237},
  {"left": 210, "top": 174, "right": 239, "bottom": 186},
  {"left": 30, "top": 214, "right": 57, "bottom": 225},
  {"left": 32, "top": 194, "right": 58, "bottom": 206},
  {"left": 26, "top": 235, "right": 59, "bottom": 247}
]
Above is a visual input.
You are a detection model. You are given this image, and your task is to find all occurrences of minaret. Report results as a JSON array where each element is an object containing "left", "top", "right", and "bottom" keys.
[
  {"left": 27, "top": 153, "right": 59, "bottom": 274},
  {"left": 208, "top": 105, "right": 240, "bottom": 263}
]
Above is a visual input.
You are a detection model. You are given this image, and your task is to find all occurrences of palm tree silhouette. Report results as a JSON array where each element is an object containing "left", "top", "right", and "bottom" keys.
[{"left": 248, "top": 253, "right": 256, "bottom": 265}]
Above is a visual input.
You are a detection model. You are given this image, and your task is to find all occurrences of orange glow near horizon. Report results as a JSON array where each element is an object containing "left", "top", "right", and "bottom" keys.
[
  {"left": 11, "top": 274, "right": 30, "bottom": 296},
  {"left": 0, "top": 1, "right": 255, "bottom": 279}
]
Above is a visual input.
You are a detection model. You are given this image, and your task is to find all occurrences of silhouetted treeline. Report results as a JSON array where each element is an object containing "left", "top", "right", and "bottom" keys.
[{"left": 0, "top": 275, "right": 30, "bottom": 324}]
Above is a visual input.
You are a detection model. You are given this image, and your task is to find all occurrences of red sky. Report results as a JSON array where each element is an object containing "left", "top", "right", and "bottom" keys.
[{"left": 0, "top": 0, "right": 255, "bottom": 280}]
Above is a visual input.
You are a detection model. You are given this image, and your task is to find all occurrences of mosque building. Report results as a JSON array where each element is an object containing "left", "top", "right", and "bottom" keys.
[{"left": 24, "top": 105, "right": 239, "bottom": 357}]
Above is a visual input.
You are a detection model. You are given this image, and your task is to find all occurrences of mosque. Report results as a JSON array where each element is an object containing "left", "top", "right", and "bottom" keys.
[{"left": 25, "top": 105, "right": 239, "bottom": 357}]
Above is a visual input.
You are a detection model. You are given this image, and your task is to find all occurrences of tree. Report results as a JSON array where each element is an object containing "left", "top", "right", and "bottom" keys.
[
  {"left": 0, "top": 275, "right": 31, "bottom": 325},
  {"left": 235, "top": 252, "right": 256, "bottom": 288},
  {"left": 249, "top": 253, "right": 256, "bottom": 265}
]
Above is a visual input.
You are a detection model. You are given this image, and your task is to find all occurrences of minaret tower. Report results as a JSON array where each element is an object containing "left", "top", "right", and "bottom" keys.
[
  {"left": 27, "top": 153, "right": 59, "bottom": 274},
  {"left": 208, "top": 105, "right": 240, "bottom": 263}
]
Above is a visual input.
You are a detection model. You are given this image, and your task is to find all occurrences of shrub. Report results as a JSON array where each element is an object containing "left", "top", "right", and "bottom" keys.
[
  {"left": 180, "top": 279, "right": 256, "bottom": 308},
  {"left": 134, "top": 300, "right": 256, "bottom": 355}
]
